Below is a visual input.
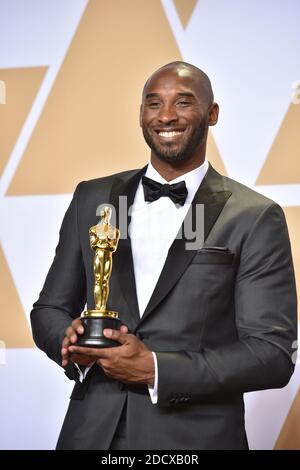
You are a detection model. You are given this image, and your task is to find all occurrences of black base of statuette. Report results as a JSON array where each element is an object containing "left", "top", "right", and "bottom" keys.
[{"left": 76, "top": 313, "right": 122, "bottom": 348}]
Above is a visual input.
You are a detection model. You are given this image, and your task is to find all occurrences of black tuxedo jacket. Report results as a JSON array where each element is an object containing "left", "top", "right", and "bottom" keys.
[{"left": 31, "top": 164, "right": 297, "bottom": 450}]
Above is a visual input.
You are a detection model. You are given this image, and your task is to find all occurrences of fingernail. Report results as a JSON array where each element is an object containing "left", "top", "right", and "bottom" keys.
[
  {"left": 78, "top": 326, "right": 84, "bottom": 334},
  {"left": 104, "top": 329, "right": 112, "bottom": 337},
  {"left": 71, "top": 335, "right": 77, "bottom": 342},
  {"left": 62, "top": 348, "right": 66, "bottom": 354},
  {"left": 69, "top": 346, "right": 75, "bottom": 352}
]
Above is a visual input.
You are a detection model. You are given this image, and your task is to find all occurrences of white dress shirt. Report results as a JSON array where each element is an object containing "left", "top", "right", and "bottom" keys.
[
  {"left": 130, "top": 159, "right": 209, "bottom": 316},
  {"left": 77, "top": 159, "right": 209, "bottom": 403},
  {"left": 130, "top": 159, "right": 209, "bottom": 403}
]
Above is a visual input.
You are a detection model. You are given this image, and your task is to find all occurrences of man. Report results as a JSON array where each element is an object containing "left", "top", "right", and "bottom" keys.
[{"left": 31, "top": 61, "right": 297, "bottom": 450}]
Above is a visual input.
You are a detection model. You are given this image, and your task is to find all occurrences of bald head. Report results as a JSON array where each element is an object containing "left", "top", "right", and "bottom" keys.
[{"left": 143, "top": 61, "right": 214, "bottom": 105}]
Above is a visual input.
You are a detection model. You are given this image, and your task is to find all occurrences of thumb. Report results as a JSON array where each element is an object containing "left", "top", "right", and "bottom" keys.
[{"left": 103, "top": 328, "right": 128, "bottom": 345}]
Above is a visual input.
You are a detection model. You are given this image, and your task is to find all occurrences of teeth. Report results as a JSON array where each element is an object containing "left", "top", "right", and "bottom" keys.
[{"left": 158, "top": 131, "right": 184, "bottom": 137}]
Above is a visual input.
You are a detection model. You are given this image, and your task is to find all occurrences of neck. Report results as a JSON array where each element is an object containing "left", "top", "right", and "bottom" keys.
[{"left": 150, "top": 149, "right": 206, "bottom": 182}]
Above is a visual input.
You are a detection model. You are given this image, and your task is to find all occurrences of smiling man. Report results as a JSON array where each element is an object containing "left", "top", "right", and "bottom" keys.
[
  {"left": 141, "top": 63, "right": 217, "bottom": 174},
  {"left": 31, "top": 62, "right": 297, "bottom": 450}
]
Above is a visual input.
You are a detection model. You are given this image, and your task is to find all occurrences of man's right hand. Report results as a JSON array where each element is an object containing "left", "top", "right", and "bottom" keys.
[{"left": 61, "top": 318, "right": 96, "bottom": 367}]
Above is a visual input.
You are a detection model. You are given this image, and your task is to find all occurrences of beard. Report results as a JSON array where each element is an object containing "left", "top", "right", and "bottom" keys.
[{"left": 142, "top": 119, "right": 207, "bottom": 163}]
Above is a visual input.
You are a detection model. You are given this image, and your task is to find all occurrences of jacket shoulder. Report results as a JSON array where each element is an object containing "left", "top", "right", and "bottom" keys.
[
  {"left": 79, "top": 168, "right": 141, "bottom": 191},
  {"left": 218, "top": 172, "right": 280, "bottom": 211},
  {"left": 208, "top": 165, "right": 284, "bottom": 225},
  {"left": 71, "top": 168, "right": 142, "bottom": 199}
]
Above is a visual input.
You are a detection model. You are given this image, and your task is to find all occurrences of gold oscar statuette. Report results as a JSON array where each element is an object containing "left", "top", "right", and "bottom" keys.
[{"left": 76, "top": 206, "right": 122, "bottom": 348}]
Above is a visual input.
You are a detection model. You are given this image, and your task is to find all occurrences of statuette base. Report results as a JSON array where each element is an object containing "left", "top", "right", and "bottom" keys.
[{"left": 76, "top": 312, "right": 121, "bottom": 348}]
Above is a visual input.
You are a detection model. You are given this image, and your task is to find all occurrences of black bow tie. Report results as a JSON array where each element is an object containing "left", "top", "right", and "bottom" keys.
[{"left": 142, "top": 175, "right": 188, "bottom": 206}]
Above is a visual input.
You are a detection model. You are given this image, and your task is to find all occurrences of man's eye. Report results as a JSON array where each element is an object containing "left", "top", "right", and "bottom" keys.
[
  {"left": 148, "top": 102, "right": 160, "bottom": 108},
  {"left": 177, "top": 101, "right": 190, "bottom": 106}
]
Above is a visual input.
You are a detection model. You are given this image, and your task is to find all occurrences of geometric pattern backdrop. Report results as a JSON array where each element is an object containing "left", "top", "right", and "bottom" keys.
[{"left": 0, "top": 0, "right": 299, "bottom": 449}]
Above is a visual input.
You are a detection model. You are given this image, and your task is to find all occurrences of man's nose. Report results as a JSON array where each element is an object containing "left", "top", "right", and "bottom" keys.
[{"left": 157, "top": 105, "right": 178, "bottom": 124}]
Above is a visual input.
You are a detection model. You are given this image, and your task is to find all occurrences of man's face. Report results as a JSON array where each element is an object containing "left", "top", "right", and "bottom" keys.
[{"left": 140, "top": 68, "right": 213, "bottom": 163}]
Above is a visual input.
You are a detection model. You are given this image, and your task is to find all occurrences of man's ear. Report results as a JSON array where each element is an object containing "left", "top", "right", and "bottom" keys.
[
  {"left": 139, "top": 104, "right": 143, "bottom": 127},
  {"left": 208, "top": 102, "right": 219, "bottom": 126}
]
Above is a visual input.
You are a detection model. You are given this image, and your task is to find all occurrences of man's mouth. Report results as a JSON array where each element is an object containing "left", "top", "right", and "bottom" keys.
[{"left": 155, "top": 129, "right": 185, "bottom": 139}]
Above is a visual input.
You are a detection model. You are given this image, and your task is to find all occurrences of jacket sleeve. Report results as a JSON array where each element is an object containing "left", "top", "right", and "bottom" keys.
[
  {"left": 30, "top": 183, "right": 87, "bottom": 381},
  {"left": 156, "top": 203, "right": 298, "bottom": 407}
]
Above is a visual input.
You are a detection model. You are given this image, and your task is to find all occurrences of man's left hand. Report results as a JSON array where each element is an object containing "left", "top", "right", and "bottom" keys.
[{"left": 68, "top": 329, "right": 155, "bottom": 386}]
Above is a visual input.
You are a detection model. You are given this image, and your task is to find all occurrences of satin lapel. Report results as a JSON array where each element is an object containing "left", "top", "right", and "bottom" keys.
[
  {"left": 109, "top": 167, "right": 147, "bottom": 324},
  {"left": 139, "top": 165, "right": 232, "bottom": 324}
]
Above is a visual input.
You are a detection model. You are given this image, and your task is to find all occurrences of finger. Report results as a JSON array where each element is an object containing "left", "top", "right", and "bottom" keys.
[
  {"left": 103, "top": 328, "right": 128, "bottom": 345},
  {"left": 120, "top": 325, "right": 128, "bottom": 334},
  {"left": 65, "top": 326, "right": 77, "bottom": 343},
  {"left": 72, "top": 317, "right": 84, "bottom": 335},
  {"left": 70, "top": 334, "right": 77, "bottom": 344},
  {"left": 61, "top": 347, "right": 69, "bottom": 358},
  {"left": 65, "top": 326, "right": 73, "bottom": 336},
  {"left": 62, "top": 336, "right": 70, "bottom": 349},
  {"left": 62, "top": 359, "right": 68, "bottom": 367},
  {"left": 68, "top": 345, "right": 119, "bottom": 360},
  {"left": 61, "top": 344, "right": 71, "bottom": 368},
  {"left": 61, "top": 347, "right": 70, "bottom": 366},
  {"left": 68, "top": 345, "right": 102, "bottom": 356}
]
